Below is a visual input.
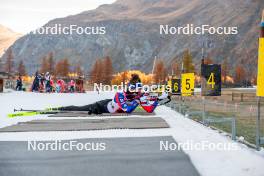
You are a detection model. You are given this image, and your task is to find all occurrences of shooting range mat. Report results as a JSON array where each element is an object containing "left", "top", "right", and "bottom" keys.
[
  {"left": 0, "top": 117, "right": 169, "bottom": 132},
  {"left": 0, "top": 137, "right": 200, "bottom": 176},
  {"left": 48, "top": 112, "right": 155, "bottom": 117}
]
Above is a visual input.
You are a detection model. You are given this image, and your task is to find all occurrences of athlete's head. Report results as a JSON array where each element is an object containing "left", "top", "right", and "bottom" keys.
[
  {"left": 126, "top": 74, "right": 142, "bottom": 99},
  {"left": 128, "top": 74, "right": 142, "bottom": 91},
  {"left": 129, "top": 74, "right": 141, "bottom": 85}
]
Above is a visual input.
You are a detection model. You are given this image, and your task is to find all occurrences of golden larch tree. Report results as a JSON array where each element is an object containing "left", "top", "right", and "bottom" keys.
[
  {"left": 102, "top": 56, "right": 114, "bottom": 84},
  {"left": 153, "top": 60, "right": 167, "bottom": 84},
  {"left": 182, "top": 49, "right": 195, "bottom": 73},
  {"left": 55, "top": 58, "right": 70, "bottom": 77},
  {"left": 5, "top": 48, "right": 14, "bottom": 73},
  {"left": 17, "top": 60, "right": 27, "bottom": 76}
]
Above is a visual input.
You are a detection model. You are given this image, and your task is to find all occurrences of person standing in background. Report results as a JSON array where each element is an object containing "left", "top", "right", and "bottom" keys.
[
  {"left": 69, "top": 80, "right": 75, "bottom": 93},
  {"left": 45, "top": 72, "right": 52, "bottom": 93},
  {"left": 16, "top": 76, "right": 23, "bottom": 91}
]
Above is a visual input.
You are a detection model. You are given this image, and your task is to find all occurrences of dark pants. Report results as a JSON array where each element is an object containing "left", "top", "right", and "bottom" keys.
[
  {"left": 46, "top": 81, "right": 52, "bottom": 93},
  {"left": 59, "top": 99, "right": 112, "bottom": 114},
  {"left": 32, "top": 79, "right": 39, "bottom": 92},
  {"left": 70, "top": 86, "right": 74, "bottom": 93},
  {"left": 16, "top": 84, "right": 22, "bottom": 91}
]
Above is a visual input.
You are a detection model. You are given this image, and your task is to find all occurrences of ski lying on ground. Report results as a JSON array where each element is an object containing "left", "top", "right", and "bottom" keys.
[
  {"left": 9, "top": 108, "right": 92, "bottom": 118},
  {"left": 8, "top": 110, "right": 61, "bottom": 118}
]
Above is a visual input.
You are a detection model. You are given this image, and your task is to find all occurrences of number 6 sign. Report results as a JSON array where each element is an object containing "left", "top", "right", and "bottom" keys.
[{"left": 171, "top": 78, "right": 181, "bottom": 95}]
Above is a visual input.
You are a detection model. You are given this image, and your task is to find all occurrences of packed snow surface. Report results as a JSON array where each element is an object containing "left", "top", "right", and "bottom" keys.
[{"left": 0, "top": 91, "right": 264, "bottom": 176}]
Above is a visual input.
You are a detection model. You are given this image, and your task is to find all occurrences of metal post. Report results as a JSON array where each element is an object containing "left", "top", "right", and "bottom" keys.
[
  {"left": 179, "top": 98, "right": 182, "bottom": 113},
  {"left": 183, "top": 97, "right": 186, "bottom": 114},
  {"left": 241, "top": 93, "right": 243, "bottom": 102},
  {"left": 231, "top": 118, "right": 236, "bottom": 141},
  {"left": 256, "top": 97, "right": 261, "bottom": 150},
  {"left": 202, "top": 97, "right": 206, "bottom": 123}
]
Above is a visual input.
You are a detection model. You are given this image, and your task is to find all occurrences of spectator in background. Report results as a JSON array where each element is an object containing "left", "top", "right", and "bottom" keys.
[
  {"left": 76, "top": 77, "right": 84, "bottom": 93},
  {"left": 69, "top": 80, "right": 75, "bottom": 93},
  {"left": 31, "top": 72, "right": 40, "bottom": 92},
  {"left": 50, "top": 79, "right": 55, "bottom": 92},
  {"left": 16, "top": 76, "right": 23, "bottom": 91},
  {"left": 56, "top": 79, "right": 66, "bottom": 93},
  {"left": 39, "top": 73, "right": 45, "bottom": 92},
  {"left": 45, "top": 72, "right": 52, "bottom": 93}
]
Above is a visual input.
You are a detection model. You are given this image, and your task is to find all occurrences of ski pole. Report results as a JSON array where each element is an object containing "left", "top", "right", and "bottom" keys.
[
  {"left": 14, "top": 108, "right": 41, "bottom": 112},
  {"left": 14, "top": 107, "right": 60, "bottom": 112}
]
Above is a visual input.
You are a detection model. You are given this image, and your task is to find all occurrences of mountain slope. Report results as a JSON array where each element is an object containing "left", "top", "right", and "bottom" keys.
[
  {"left": 2, "top": 0, "right": 263, "bottom": 76},
  {"left": 0, "top": 25, "right": 22, "bottom": 57}
]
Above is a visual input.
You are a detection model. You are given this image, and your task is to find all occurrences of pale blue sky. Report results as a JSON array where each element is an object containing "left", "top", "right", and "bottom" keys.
[{"left": 0, "top": 0, "right": 116, "bottom": 34}]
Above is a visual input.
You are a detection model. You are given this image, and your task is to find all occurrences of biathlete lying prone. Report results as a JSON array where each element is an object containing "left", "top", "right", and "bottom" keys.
[{"left": 52, "top": 74, "right": 171, "bottom": 115}]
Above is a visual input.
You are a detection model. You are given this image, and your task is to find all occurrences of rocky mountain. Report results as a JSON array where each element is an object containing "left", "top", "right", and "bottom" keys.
[
  {"left": 2, "top": 0, "right": 264, "bottom": 76},
  {"left": 0, "top": 25, "right": 22, "bottom": 57}
]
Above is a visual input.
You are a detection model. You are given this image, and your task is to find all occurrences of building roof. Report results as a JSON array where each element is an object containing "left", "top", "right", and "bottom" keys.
[{"left": 0, "top": 72, "right": 12, "bottom": 79}]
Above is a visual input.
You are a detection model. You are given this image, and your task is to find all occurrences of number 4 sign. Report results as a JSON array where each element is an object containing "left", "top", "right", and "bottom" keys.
[
  {"left": 181, "top": 73, "right": 195, "bottom": 96},
  {"left": 201, "top": 64, "right": 221, "bottom": 96}
]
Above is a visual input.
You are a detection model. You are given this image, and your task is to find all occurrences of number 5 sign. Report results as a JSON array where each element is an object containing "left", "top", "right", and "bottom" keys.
[{"left": 181, "top": 73, "right": 195, "bottom": 96}]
